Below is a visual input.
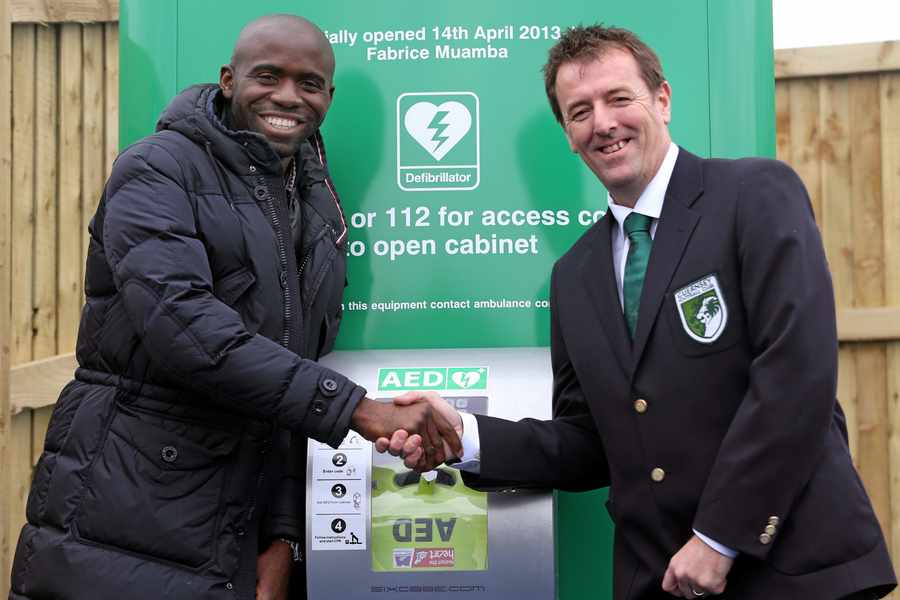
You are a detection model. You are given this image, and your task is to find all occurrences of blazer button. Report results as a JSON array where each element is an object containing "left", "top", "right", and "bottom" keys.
[
  {"left": 759, "top": 533, "right": 772, "bottom": 545},
  {"left": 768, "top": 516, "right": 780, "bottom": 526},
  {"left": 764, "top": 524, "right": 777, "bottom": 536},
  {"left": 650, "top": 467, "right": 666, "bottom": 482},
  {"left": 634, "top": 398, "right": 648, "bottom": 414}
]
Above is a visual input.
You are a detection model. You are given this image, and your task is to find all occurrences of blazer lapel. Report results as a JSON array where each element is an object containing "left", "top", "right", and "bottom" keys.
[
  {"left": 631, "top": 149, "right": 704, "bottom": 367},
  {"left": 579, "top": 215, "right": 632, "bottom": 378}
]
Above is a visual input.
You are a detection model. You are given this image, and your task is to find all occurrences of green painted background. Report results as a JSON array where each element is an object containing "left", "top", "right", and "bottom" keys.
[{"left": 120, "top": 1, "right": 774, "bottom": 597}]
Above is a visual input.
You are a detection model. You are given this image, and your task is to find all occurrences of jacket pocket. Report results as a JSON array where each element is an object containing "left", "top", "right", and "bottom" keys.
[
  {"left": 664, "top": 274, "right": 744, "bottom": 357},
  {"left": 74, "top": 402, "right": 240, "bottom": 569},
  {"left": 214, "top": 266, "right": 265, "bottom": 335},
  {"left": 214, "top": 266, "right": 256, "bottom": 306}
]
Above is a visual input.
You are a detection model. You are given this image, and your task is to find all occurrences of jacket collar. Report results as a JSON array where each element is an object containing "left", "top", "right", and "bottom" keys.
[{"left": 578, "top": 146, "right": 704, "bottom": 377}]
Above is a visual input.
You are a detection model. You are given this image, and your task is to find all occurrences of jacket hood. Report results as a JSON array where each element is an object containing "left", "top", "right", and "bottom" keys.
[{"left": 155, "top": 83, "right": 284, "bottom": 175}]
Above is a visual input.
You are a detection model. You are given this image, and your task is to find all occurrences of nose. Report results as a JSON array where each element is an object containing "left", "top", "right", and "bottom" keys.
[
  {"left": 270, "top": 80, "right": 301, "bottom": 107},
  {"left": 591, "top": 102, "right": 618, "bottom": 137}
]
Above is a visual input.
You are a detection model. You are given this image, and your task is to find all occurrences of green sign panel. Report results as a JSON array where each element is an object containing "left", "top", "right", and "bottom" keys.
[{"left": 120, "top": 1, "right": 774, "bottom": 597}]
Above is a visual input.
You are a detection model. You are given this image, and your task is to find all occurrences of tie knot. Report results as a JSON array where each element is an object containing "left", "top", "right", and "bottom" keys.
[{"left": 624, "top": 213, "right": 652, "bottom": 237}]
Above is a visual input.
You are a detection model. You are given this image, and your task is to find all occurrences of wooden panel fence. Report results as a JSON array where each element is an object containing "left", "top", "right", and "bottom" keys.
[
  {"left": 0, "top": 8, "right": 898, "bottom": 596},
  {"left": 776, "top": 67, "right": 900, "bottom": 573},
  {"left": 1, "top": 8, "right": 119, "bottom": 594}
]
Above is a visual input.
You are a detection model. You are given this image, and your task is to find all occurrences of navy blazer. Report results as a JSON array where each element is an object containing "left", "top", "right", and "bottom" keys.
[{"left": 464, "top": 149, "right": 896, "bottom": 599}]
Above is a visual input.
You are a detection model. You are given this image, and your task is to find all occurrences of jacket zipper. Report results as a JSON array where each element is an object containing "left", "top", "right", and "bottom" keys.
[
  {"left": 256, "top": 175, "right": 292, "bottom": 349},
  {"left": 297, "top": 224, "right": 336, "bottom": 312}
]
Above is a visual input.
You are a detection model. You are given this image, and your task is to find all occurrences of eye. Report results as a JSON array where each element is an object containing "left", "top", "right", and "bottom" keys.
[
  {"left": 256, "top": 73, "right": 277, "bottom": 85},
  {"left": 612, "top": 96, "right": 632, "bottom": 106},
  {"left": 299, "top": 79, "right": 324, "bottom": 92},
  {"left": 569, "top": 109, "right": 590, "bottom": 123}
]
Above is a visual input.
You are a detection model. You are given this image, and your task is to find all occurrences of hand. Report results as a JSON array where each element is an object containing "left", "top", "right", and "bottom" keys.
[
  {"left": 256, "top": 540, "right": 292, "bottom": 600},
  {"left": 373, "top": 391, "right": 463, "bottom": 471},
  {"left": 352, "top": 396, "right": 463, "bottom": 465},
  {"left": 661, "top": 535, "right": 732, "bottom": 597}
]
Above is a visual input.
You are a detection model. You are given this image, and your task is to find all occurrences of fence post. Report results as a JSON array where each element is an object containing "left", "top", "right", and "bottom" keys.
[{"left": 0, "top": 0, "right": 14, "bottom": 594}]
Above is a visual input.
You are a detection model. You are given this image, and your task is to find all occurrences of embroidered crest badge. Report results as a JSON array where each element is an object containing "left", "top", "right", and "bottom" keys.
[{"left": 674, "top": 274, "right": 728, "bottom": 343}]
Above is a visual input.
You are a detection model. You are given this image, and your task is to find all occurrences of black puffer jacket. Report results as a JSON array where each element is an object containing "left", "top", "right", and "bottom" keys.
[{"left": 10, "top": 85, "right": 364, "bottom": 600}]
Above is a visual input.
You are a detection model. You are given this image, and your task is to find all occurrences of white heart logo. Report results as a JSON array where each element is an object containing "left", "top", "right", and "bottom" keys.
[
  {"left": 451, "top": 371, "right": 481, "bottom": 389},
  {"left": 404, "top": 101, "right": 472, "bottom": 161}
]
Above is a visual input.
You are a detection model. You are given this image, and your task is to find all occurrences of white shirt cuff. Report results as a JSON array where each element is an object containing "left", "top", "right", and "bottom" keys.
[
  {"left": 448, "top": 411, "right": 481, "bottom": 473},
  {"left": 693, "top": 529, "right": 738, "bottom": 558}
]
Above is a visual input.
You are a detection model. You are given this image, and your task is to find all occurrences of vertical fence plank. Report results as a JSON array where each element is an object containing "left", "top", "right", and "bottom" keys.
[
  {"left": 818, "top": 77, "right": 859, "bottom": 456},
  {"left": 30, "top": 406, "right": 52, "bottom": 467},
  {"left": 11, "top": 25, "right": 34, "bottom": 367},
  {"left": 8, "top": 28, "right": 35, "bottom": 584},
  {"left": 104, "top": 21, "right": 118, "bottom": 175},
  {"left": 788, "top": 78, "right": 822, "bottom": 223},
  {"left": 6, "top": 412, "right": 31, "bottom": 587},
  {"left": 56, "top": 23, "right": 82, "bottom": 353},
  {"left": 880, "top": 71, "right": 900, "bottom": 575},
  {"left": 33, "top": 25, "right": 58, "bottom": 360},
  {"left": 82, "top": 24, "right": 104, "bottom": 280},
  {"left": 0, "top": 0, "right": 14, "bottom": 593},
  {"left": 849, "top": 74, "right": 891, "bottom": 542},
  {"left": 775, "top": 81, "right": 791, "bottom": 164}
]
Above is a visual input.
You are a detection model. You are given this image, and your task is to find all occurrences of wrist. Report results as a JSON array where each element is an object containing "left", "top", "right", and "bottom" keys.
[
  {"left": 276, "top": 538, "right": 302, "bottom": 563},
  {"left": 350, "top": 397, "right": 378, "bottom": 438}
]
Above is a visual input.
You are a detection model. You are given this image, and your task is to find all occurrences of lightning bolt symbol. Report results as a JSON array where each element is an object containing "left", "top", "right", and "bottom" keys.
[{"left": 427, "top": 110, "right": 452, "bottom": 151}]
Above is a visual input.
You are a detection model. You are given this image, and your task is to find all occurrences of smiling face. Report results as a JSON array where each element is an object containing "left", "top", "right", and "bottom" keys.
[
  {"left": 220, "top": 18, "right": 335, "bottom": 162},
  {"left": 555, "top": 48, "right": 672, "bottom": 207}
]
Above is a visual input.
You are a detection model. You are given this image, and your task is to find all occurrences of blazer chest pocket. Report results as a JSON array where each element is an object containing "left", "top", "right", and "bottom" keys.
[
  {"left": 74, "top": 403, "right": 240, "bottom": 569},
  {"left": 664, "top": 274, "right": 743, "bottom": 357}
]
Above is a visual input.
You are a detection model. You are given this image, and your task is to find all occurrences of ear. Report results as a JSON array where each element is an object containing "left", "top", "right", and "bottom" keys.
[
  {"left": 656, "top": 80, "right": 672, "bottom": 125},
  {"left": 219, "top": 65, "right": 235, "bottom": 99}
]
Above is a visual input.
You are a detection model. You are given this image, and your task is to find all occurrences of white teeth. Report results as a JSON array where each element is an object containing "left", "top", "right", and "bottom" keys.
[
  {"left": 263, "top": 116, "right": 298, "bottom": 129},
  {"left": 600, "top": 139, "right": 627, "bottom": 154}
]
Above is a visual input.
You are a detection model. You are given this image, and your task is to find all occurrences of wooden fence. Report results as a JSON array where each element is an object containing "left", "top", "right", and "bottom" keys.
[
  {"left": 0, "top": 0, "right": 119, "bottom": 593},
  {"left": 775, "top": 44, "right": 900, "bottom": 569},
  {"left": 0, "top": 3, "right": 898, "bottom": 594}
]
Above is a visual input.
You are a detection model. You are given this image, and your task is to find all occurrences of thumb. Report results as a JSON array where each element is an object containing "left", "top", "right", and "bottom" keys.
[{"left": 661, "top": 564, "right": 677, "bottom": 593}]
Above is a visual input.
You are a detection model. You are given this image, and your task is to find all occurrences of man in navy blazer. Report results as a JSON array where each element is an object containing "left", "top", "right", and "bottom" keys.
[{"left": 378, "top": 25, "right": 896, "bottom": 599}]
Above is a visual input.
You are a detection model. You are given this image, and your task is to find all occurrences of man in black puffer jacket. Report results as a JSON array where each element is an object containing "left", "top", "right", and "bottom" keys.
[{"left": 9, "top": 14, "right": 460, "bottom": 600}]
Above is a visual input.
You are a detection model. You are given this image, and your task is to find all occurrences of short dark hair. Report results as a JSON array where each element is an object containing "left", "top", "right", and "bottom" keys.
[{"left": 543, "top": 25, "right": 666, "bottom": 124}]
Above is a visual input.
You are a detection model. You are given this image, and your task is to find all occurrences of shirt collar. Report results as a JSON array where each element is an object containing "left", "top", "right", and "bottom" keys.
[{"left": 607, "top": 142, "right": 679, "bottom": 227}]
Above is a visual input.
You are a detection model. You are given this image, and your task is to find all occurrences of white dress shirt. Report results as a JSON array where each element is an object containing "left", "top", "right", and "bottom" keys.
[{"left": 451, "top": 143, "right": 736, "bottom": 558}]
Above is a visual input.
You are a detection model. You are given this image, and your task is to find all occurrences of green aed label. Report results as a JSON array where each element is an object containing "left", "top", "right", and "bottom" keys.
[{"left": 377, "top": 367, "right": 488, "bottom": 391}]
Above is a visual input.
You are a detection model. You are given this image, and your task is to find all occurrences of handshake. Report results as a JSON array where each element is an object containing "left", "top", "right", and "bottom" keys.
[{"left": 350, "top": 391, "right": 464, "bottom": 471}]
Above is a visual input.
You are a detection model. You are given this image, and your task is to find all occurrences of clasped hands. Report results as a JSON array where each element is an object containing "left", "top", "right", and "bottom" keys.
[{"left": 352, "top": 391, "right": 462, "bottom": 468}]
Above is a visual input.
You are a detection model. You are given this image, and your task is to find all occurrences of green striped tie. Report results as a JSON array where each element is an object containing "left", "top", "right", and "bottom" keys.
[{"left": 623, "top": 213, "right": 653, "bottom": 338}]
